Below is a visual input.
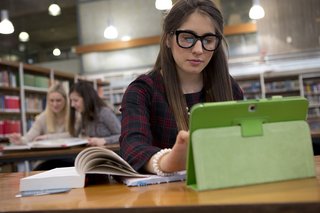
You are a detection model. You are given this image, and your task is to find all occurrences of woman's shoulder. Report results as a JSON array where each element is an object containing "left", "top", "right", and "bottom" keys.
[
  {"left": 35, "top": 111, "right": 47, "bottom": 120},
  {"left": 131, "top": 70, "right": 161, "bottom": 86},
  {"left": 99, "top": 106, "right": 113, "bottom": 114},
  {"left": 128, "top": 70, "right": 163, "bottom": 92}
]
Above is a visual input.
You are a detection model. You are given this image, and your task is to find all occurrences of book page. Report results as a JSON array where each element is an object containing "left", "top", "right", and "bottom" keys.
[
  {"left": 1, "top": 144, "right": 31, "bottom": 151},
  {"left": 122, "top": 171, "right": 186, "bottom": 186},
  {"left": 30, "top": 138, "right": 88, "bottom": 149},
  {"left": 75, "top": 147, "right": 146, "bottom": 177}
]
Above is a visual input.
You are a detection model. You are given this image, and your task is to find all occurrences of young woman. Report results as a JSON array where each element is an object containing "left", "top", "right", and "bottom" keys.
[
  {"left": 9, "top": 83, "right": 70, "bottom": 144},
  {"left": 68, "top": 81, "right": 121, "bottom": 146},
  {"left": 119, "top": 0, "right": 243, "bottom": 176}
]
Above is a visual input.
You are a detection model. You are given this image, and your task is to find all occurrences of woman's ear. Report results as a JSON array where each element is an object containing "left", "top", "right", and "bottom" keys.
[{"left": 166, "top": 34, "right": 171, "bottom": 48}]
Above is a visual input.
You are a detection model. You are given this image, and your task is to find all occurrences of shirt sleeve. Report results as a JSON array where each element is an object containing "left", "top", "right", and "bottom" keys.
[
  {"left": 22, "top": 112, "right": 71, "bottom": 143},
  {"left": 119, "top": 77, "right": 160, "bottom": 172},
  {"left": 100, "top": 107, "right": 121, "bottom": 144},
  {"left": 22, "top": 112, "right": 47, "bottom": 143}
]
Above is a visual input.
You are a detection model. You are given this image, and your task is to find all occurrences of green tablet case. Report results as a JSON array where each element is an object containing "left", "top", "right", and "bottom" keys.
[{"left": 186, "top": 96, "right": 316, "bottom": 191}]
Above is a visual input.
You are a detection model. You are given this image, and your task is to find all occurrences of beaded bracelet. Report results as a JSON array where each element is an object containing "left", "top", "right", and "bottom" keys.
[{"left": 152, "top": 148, "right": 176, "bottom": 176}]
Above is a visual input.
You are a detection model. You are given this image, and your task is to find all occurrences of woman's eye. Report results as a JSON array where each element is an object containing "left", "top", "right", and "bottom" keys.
[{"left": 185, "top": 37, "right": 194, "bottom": 43}]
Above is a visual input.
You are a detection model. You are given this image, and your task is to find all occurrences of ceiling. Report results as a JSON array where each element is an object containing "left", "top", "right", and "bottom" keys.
[{"left": 0, "top": 0, "right": 78, "bottom": 63}]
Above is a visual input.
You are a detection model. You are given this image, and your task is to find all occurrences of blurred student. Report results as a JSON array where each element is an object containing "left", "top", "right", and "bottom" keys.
[
  {"left": 9, "top": 83, "right": 70, "bottom": 144},
  {"left": 9, "top": 83, "right": 72, "bottom": 170},
  {"left": 68, "top": 81, "right": 121, "bottom": 146},
  {"left": 119, "top": 0, "right": 243, "bottom": 176}
]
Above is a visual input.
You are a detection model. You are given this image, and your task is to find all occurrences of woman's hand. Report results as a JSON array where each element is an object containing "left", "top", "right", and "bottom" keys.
[
  {"left": 34, "top": 135, "right": 48, "bottom": 141},
  {"left": 161, "top": 130, "right": 189, "bottom": 172},
  {"left": 87, "top": 137, "right": 106, "bottom": 147},
  {"left": 8, "top": 133, "right": 23, "bottom": 145},
  {"left": 145, "top": 130, "right": 189, "bottom": 174}
]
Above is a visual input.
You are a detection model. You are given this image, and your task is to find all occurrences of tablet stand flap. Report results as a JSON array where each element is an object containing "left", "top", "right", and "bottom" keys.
[{"left": 238, "top": 119, "right": 264, "bottom": 137}]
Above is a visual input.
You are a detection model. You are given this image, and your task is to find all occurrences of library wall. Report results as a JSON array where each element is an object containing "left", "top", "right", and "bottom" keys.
[
  {"left": 36, "top": 58, "right": 81, "bottom": 74},
  {"left": 78, "top": 0, "right": 163, "bottom": 74},
  {"left": 258, "top": 0, "right": 320, "bottom": 55}
]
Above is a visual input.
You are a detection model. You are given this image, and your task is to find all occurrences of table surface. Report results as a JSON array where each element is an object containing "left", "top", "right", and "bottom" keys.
[
  {"left": 0, "top": 156, "right": 320, "bottom": 213},
  {"left": 0, "top": 144, "right": 120, "bottom": 163}
]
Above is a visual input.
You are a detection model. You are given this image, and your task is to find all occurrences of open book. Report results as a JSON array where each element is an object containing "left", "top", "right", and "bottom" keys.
[
  {"left": 19, "top": 147, "right": 186, "bottom": 192},
  {"left": 2, "top": 137, "right": 88, "bottom": 151}
]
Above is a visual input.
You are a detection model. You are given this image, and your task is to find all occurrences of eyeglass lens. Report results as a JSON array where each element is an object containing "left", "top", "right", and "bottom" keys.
[{"left": 176, "top": 31, "right": 220, "bottom": 51}]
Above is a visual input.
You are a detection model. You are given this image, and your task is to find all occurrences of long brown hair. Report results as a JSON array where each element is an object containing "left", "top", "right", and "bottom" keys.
[
  {"left": 68, "top": 81, "right": 107, "bottom": 136},
  {"left": 154, "top": 0, "right": 233, "bottom": 130}
]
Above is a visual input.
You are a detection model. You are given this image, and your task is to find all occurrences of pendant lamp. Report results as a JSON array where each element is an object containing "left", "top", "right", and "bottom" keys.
[
  {"left": 249, "top": 0, "right": 265, "bottom": 20},
  {"left": 0, "top": 10, "right": 14, "bottom": 34}
]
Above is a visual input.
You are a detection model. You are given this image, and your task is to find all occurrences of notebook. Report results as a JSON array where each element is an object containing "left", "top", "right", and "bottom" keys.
[{"left": 186, "top": 96, "right": 316, "bottom": 191}]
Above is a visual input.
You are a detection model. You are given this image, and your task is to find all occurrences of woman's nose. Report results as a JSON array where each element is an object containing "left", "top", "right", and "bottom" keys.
[{"left": 192, "top": 40, "right": 204, "bottom": 54}]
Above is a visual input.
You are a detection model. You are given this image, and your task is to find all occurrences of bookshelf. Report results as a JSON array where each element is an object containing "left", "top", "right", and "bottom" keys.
[
  {"left": 234, "top": 71, "right": 320, "bottom": 136},
  {"left": 263, "top": 72, "right": 302, "bottom": 98},
  {"left": 301, "top": 73, "right": 320, "bottom": 135},
  {"left": 0, "top": 61, "right": 21, "bottom": 140},
  {"left": 96, "top": 80, "right": 125, "bottom": 115},
  {"left": 0, "top": 60, "right": 75, "bottom": 139},
  {"left": 234, "top": 74, "right": 264, "bottom": 100},
  {"left": 84, "top": 69, "right": 148, "bottom": 115}
]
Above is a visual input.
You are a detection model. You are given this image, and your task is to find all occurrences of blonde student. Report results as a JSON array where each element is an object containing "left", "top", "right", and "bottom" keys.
[
  {"left": 9, "top": 83, "right": 70, "bottom": 144},
  {"left": 119, "top": 0, "right": 243, "bottom": 176}
]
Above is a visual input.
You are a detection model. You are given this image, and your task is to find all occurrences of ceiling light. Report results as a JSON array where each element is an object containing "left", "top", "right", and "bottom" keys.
[
  {"left": 19, "top": 32, "right": 30, "bottom": 42},
  {"left": 249, "top": 0, "right": 265, "bottom": 20},
  {"left": 0, "top": 10, "right": 14, "bottom": 34},
  {"left": 104, "top": 25, "right": 118, "bottom": 40},
  {"left": 48, "top": 4, "right": 61, "bottom": 16},
  {"left": 53, "top": 48, "right": 61, "bottom": 56},
  {"left": 155, "top": 0, "right": 172, "bottom": 10}
]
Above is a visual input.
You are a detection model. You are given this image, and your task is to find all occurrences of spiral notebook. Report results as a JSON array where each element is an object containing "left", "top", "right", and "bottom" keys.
[{"left": 186, "top": 96, "right": 316, "bottom": 191}]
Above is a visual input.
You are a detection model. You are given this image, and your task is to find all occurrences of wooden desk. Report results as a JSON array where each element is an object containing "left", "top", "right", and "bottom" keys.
[
  {"left": 0, "top": 144, "right": 119, "bottom": 163},
  {"left": 0, "top": 157, "right": 320, "bottom": 213}
]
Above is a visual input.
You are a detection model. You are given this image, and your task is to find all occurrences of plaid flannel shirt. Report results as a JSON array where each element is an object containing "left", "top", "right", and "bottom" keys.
[{"left": 119, "top": 71, "right": 243, "bottom": 172}]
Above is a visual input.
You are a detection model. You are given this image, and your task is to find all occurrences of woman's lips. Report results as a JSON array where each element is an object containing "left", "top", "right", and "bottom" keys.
[{"left": 188, "top": 59, "right": 203, "bottom": 66}]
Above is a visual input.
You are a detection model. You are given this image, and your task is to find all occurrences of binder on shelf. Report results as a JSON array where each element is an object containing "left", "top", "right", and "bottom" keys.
[{"left": 186, "top": 96, "right": 316, "bottom": 191}]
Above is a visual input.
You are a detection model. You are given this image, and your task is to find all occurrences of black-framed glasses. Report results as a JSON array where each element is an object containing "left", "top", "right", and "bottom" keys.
[{"left": 174, "top": 30, "right": 221, "bottom": 51}]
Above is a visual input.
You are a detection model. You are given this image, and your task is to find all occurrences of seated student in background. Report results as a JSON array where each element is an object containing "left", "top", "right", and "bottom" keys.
[
  {"left": 68, "top": 81, "right": 121, "bottom": 146},
  {"left": 119, "top": 0, "right": 243, "bottom": 176},
  {"left": 9, "top": 83, "right": 70, "bottom": 144},
  {"left": 9, "top": 83, "right": 72, "bottom": 170}
]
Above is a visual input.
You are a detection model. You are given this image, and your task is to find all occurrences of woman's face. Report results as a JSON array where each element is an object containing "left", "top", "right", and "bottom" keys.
[
  {"left": 69, "top": 91, "right": 84, "bottom": 113},
  {"left": 169, "top": 11, "right": 216, "bottom": 77},
  {"left": 48, "top": 92, "right": 66, "bottom": 114}
]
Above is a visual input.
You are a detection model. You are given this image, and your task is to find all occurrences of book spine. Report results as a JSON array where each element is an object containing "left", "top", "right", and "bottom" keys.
[
  {"left": 2, "top": 119, "right": 22, "bottom": 136},
  {"left": 0, "top": 120, "right": 4, "bottom": 138},
  {"left": 4, "top": 95, "right": 20, "bottom": 112}
]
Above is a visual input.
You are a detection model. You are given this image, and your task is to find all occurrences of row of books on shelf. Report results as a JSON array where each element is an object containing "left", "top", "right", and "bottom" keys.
[
  {"left": 304, "top": 82, "right": 320, "bottom": 94},
  {"left": 308, "top": 107, "right": 320, "bottom": 118},
  {"left": 24, "top": 74, "right": 49, "bottom": 88},
  {"left": 243, "top": 94, "right": 262, "bottom": 100},
  {"left": 0, "top": 95, "right": 20, "bottom": 112},
  {"left": 26, "top": 119, "right": 35, "bottom": 132},
  {"left": 0, "top": 70, "right": 18, "bottom": 88},
  {"left": 0, "top": 120, "right": 21, "bottom": 138},
  {"left": 308, "top": 120, "right": 320, "bottom": 133},
  {"left": 25, "top": 95, "right": 46, "bottom": 113},
  {"left": 238, "top": 81, "right": 261, "bottom": 93},
  {"left": 305, "top": 95, "right": 320, "bottom": 107},
  {"left": 265, "top": 80, "right": 300, "bottom": 92}
]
